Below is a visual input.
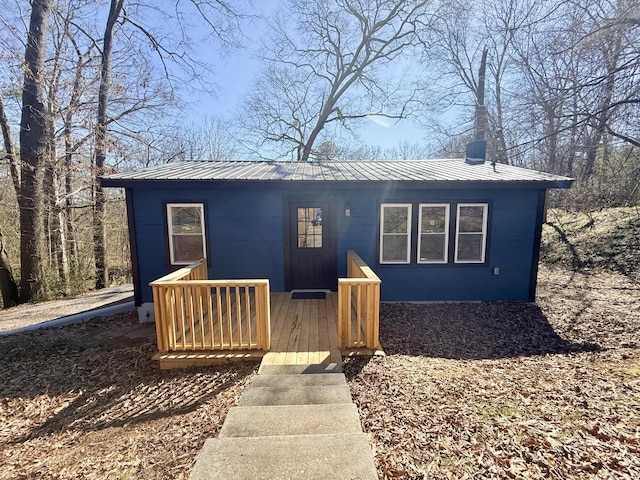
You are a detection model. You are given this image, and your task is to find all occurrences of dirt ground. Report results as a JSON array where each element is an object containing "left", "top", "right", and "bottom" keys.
[{"left": 0, "top": 265, "right": 638, "bottom": 479}]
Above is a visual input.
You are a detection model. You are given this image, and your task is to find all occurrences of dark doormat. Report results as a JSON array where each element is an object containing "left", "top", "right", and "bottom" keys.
[{"left": 291, "top": 291, "right": 326, "bottom": 300}]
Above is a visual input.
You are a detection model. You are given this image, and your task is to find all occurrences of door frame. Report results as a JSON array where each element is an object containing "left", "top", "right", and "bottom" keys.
[{"left": 283, "top": 196, "right": 337, "bottom": 291}]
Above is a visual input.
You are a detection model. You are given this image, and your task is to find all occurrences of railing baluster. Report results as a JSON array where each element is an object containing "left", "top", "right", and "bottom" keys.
[
  {"left": 235, "top": 286, "right": 242, "bottom": 348},
  {"left": 149, "top": 259, "right": 272, "bottom": 354},
  {"left": 226, "top": 287, "right": 233, "bottom": 347},
  {"left": 337, "top": 251, "right": 381, "bottom": 350},
  {"left": 245, "top": 286, "right": 252, "bottom": 348},
  {"left": 207, "top": 286, "right": 214, "bottom": 349},
  {"left": 356, "top": 284, "right": 362, "bottom": 346},
  {"left": 178, "top": 286, "right": 186, "bottom": 350},
  {"left": 168, "top": 288, "right": 177, "bottom": 350},
  {"left": 216, "top": 287, "right": 224, "bottom": 349},
  {"left": 189, "top": 286, "right": 196, "bottom": 348}
]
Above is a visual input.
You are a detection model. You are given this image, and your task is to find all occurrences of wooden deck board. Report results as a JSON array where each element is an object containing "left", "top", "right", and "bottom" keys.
[
  {"left": 158, "top": 291, "right": 343, "bottom": 368},
  {"left": 327, "top": 292, "right": 342, "bottom": 364},
  {"left": 307, "top": 299, "right": 320, "bottom": 364},
  {"left": 262, "top": 293, "right": 342, "bottom": 367},
  {"left": 317, "top": 296, "right": 331, "bottom": 364},
  {"left": 283, "top": 297, "right": 304, "bottom": 364}
]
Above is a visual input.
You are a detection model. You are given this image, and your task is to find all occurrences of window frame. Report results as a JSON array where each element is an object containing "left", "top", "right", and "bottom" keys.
[
  {"left": 454, "top": 203, "right": 488, "bottom": 264},
  {"left": 166, "top": 202, "right": 207, "bottom": 265},
  {"left": 417, "top": 203, "right": 450, "bottom": 264},
  {"left": 379, "top": 203, "right": 412, "bottom": 264}
]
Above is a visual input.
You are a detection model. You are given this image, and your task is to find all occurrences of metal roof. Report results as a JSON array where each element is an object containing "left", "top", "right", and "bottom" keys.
[{"left": 100, "top": 160, "right": 573, "bottom": 187}]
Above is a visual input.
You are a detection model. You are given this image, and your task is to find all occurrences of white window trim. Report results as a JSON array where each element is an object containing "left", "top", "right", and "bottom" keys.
[
  {"left": 417, "top": 203, "right": 450, "bottom": 264},
  {"left": 166, "top": 203, "right": 207, "bottom": 265},
  {"left": 379, "top": 203, "right": 412, "bottom": 264},
  {"left": 454, "top": 203, "right": 488, "bottom": 264}
]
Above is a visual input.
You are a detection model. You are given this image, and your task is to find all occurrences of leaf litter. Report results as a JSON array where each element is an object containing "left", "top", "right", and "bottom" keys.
[
  {"left": 0, "top": 312, "right": 258, "bottom": 480},
  {"left": 344, "top": 265, "right": 639, "bottom": 479},
  {"left": 0, "top": 263, "right": 638, "bottom": 478}
]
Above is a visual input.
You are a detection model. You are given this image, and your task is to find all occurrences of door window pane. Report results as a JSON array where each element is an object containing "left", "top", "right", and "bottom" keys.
[{"left": 297, "top": 207, "right": 322, "bottom": 248}]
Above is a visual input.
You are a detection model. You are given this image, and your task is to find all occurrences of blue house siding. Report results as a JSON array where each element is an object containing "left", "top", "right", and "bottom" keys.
[
  {"left": 127, "top": 180, "right": 545, "bottom": 304},
  {"left": 333, "top": 186, "right": 542, "bottom": 301}
]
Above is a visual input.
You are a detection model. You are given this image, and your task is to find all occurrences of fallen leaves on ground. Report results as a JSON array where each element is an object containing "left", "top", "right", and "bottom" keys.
[
  {"left": 345, "top": 266, "right": 640, "bottom": 479},
  {"left": 1, "top": 265, "right": 638, "bottom": 479},
  {"left": 0, "top": 312, "right": 258, "bottom": 480}
]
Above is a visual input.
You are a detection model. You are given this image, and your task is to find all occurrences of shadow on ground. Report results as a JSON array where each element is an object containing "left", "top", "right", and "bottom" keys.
[
  {"left": 0, "top": 314, "right": 258, "bottom": 444},
  {"left": 377, "top": 302, "right": 600, "bottom": 360}
]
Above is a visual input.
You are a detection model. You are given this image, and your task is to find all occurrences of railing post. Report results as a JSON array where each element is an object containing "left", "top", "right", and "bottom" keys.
[
  {"left": 337, "top": 281, "right": 344, "bottom": 348},
  {"left": 263, "top": 281, "right": 271, "bottom": 351},
  {"left": 151, "top": 285, "right": 168, "bottom": 352},
  {"left": 150, "top": 260, "right": 271, "bottom": 354},
  {"left": 339, "top": 251, "right": 381, "bottom": 350}
]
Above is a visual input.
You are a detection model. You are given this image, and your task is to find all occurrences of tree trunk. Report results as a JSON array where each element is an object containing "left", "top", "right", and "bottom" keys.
[
  {"left": 0, "top": 93, "right": 20, "bottom": 195},
  {"left": 581, "top": 34, "right": 621, "bottom": 182},
  {"left": 0, "top": 231, "right": 19, "bottom": 308},
  {"left": 64, "top": 45, "right": 85, "bottom": 276},
  {"left": 475, "top": 48, "right": 489, "bottom": 143},
  {"left": 94, "top": 0, "right": 124, "bottom": 289},
  {"left": 19, "top": 0, "right": 52, "bottom": 302},
  {"left": 0, "top": 90, "right": 20, "bottom": 308}
]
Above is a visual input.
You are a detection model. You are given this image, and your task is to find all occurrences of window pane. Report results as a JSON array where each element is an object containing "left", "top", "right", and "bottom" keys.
[
  {"left": 382, "top": 235, "right": 408, "bottom": 262},
  {"left": 458, "top": 206, "right": 484, "bottom": 233},
  {"left": 173, "top": 235, "right": 204, "bottom": 262},
  {"left": 421, "top": 206, "right": 446, "bottom": 233},
  {"left": 383, "top": 207, "right": 408, "bottom": 233},
  {"left": 297, "top": 207, "right": 322, "bottom": 248},
  {"left": 420, "top": 234, "right": 445, "bottom": 262},
  {"left": 456, "top": 234, "right": 483, "bottom": 261},
  {"left": 171, "top": 207, "right": 202, "bottom": 234}
]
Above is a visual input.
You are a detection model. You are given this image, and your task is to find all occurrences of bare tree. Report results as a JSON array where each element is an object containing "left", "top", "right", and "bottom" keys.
[
  {"left": 93, "top": 0, "right": 123, "bottom": 290},
  {"left": 19, "top": 0, "right": 52, "bottom": 302},
  {"left": 173, "top": 116, "right": 241, "bottom": 161},
  {"left": 430, "top": 0, "right": 545, "bottom": 165},
  {"left": 512, "top": 0, "right": 639, "bottom": 181},
  {"left": 241, "top": 0, "right": 439, "bottom": 162},
  {"left": 0, "top": 93, "right": 19, "bottom": 307},
  {"left": 0, "top": 230, "right": 18, "bottom": 308}
]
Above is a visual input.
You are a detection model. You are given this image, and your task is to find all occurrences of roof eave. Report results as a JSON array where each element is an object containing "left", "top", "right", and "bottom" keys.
[{"left": 99, "top": 176, "right": 574, "bottom": 189}]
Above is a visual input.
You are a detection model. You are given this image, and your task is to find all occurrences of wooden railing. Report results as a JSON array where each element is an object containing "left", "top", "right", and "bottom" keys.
[
  {"left": 337, "top": 250, "right": 381, "bottom": 349},
  {"left": 150, "top": 260, "right": 271, "bottom": 353}
]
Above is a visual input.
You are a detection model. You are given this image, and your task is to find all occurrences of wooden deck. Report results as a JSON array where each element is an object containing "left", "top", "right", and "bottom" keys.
[
  {"left": 154, "top": 292, "right": 345, "bottom": 368},
  {"left": 156, "top": 291, "right": 384, "bottom": 368},
  {"left": 261, "top": 292, "right": 343, "bottom": 367}
]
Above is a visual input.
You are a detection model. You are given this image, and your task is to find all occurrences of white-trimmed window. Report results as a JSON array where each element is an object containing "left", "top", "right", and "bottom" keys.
[
  {"left": 380, "top": 204, "right": 411, "bottom": 264},
  {"left": 455, "top": 203, "right": 488, "bottom": 263},
  {"left": 166, "top": 203, "right": 207, "bottom": 265},
  {"left": 418, "top": 204, "right": 449, "bottom": 263}
]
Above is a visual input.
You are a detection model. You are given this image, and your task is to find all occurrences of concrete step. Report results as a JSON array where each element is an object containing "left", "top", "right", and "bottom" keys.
[
  {"left": 251, "top": 373, "right": 347, "bottom": 388},
  {"left": 219, "top": 403, "right": 362, "bottom": 438},
  {"left": 258, "top": 363, "right": 342, "bottom": 375},
  {"left": 238, "top": 384, "right": 353, "bottom": 406},
  {"left": 188, "top": 433, "right": 378, "bottom": 480}
]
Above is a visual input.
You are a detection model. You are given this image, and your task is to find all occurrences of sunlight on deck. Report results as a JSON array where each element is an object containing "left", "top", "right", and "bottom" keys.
[{"left": 261, "top": 293, "right": 342, "bottom": 366}]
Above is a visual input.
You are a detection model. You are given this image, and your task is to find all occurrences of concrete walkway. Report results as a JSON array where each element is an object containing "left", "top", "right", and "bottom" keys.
[{"left": 189, "top": 364, "right": 379, "bottom": 480}]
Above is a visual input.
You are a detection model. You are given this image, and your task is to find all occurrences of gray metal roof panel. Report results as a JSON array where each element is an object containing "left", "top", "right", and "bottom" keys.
[{"left": 101, "top": 160, "right": 573, "bottom": 185}]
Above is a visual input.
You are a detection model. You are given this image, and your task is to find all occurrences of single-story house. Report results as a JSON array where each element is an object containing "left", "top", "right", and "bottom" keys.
[{"left": 100, "top": 159, "right": 572, "bottom": 323}]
